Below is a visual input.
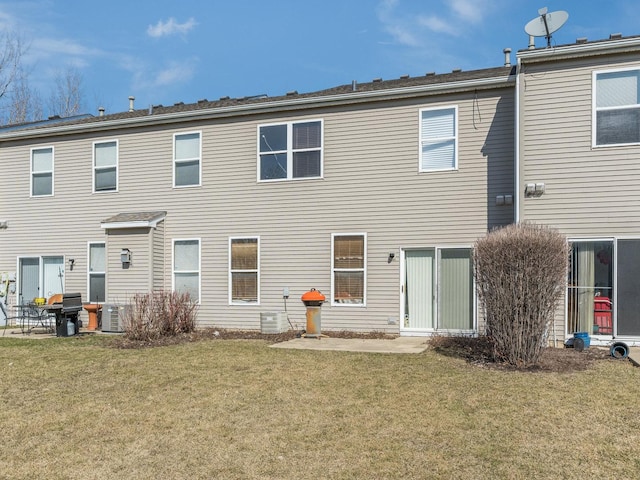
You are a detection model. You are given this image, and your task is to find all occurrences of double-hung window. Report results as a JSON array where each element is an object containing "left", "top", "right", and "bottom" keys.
[
  {"left": 332, "top": 234, "right": 366, "bottom": 305},
  {"left": 419, "top": 106, "right": 457, "bottom": 171},
  {"left": 31, "top": 147, "right": 53, "bottom": 196},
  {"left": 174, "top": 132, "right": 201, "bottom": 187},
  {"left": 173, "top": 239, "right": 200, "bottom": 302},
  {"left": 88, "top": 242, "right": 106, "bottom": 302},
  {"left": 258, "top": 120, "right": 322, "bottom": 181},
  {"left": 594, "top": 69, "right": 640, "bottom": 146},
  {"left": 93, "top": 140, "right": 118, "bottom": 192},
  {"left": 229, "top": 237, "right": 259, "bottom": 304}
]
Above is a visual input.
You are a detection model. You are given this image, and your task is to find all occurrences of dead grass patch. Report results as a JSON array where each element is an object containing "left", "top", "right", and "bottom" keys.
[{"left": 0, "top": 334, "right": 638, "bottom": 479}]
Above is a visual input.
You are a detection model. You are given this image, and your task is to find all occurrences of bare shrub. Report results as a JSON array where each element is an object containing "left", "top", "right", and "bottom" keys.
[
  {"left": 474, "top": 223, "right": 568, "bottom": 367},
  {"left": 122, "top": 290, "right": 198, "bottom": 341}
]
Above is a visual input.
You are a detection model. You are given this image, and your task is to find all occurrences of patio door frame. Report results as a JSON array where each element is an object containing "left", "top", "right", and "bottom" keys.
[
  {"left": 399, "top": 246, "right": 476, "bottom": 336},
  {"left": 567, "top": 236, "right": 640, "bottom": 344},
  {"left": 16, "top": 255, "right": 65, "bottom": 304}
]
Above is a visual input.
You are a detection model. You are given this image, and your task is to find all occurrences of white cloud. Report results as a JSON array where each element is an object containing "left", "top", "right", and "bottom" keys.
[
  {"left": 22, "top": 37, "right": 103, "bottom": 75},
  {"left": 383, "top": 24, "right": 421, "bottom": 46},
  {"left": 128, "top": 57, "right": 198, "bottom": 91},
  {"left": 154, "top": 60, "right": 196, "bottom": 86},
  {"left": 147, "top": 17, "right": 197, "bottom": 38},
  {"left": 0, "top": 10, "right": 17, "bottom": 30},
  {"left": 376, "top": 0, "right": 496, "bottom": 46},
  {"left": 376, "top": 0, "right": 420, "bottom": 46},
  {"left": 417, "top": 15, "right": 459, "bottom": 36},
  {"left": 30, "top": 37, "right": 103, "bottom": 58},
  {"left": 450, "top": 0, "right": 488, "bottom": 24}
]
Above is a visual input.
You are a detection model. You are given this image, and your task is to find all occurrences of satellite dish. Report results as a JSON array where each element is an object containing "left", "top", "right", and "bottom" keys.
[{"left": 525, "top": 7, "right": 569, "bottom": 47}]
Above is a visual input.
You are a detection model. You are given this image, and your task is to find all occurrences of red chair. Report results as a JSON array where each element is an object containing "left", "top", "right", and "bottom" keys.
[{"left": 594, "top": 297, "right": 612, "bottom": 334}]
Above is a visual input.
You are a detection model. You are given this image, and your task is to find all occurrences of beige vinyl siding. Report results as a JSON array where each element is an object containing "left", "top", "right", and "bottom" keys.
[
  {"left": 520, "top": 54, "right": 640, "bottom": 236},
  {"left": 152, "top": 220, "right": 165, "bottom": 291},
  {"left": 0, "top": 88, "right": 515, "bottom": 333},
  {"left": 105, "top": 228, "right": 151, "bottom": 303},
  {"left": 519, "top": 52, "right": 640, "bottom": 342}
]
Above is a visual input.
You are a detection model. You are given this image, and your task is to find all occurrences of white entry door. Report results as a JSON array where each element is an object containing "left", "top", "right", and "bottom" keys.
[{"left": 402, "top": 248, "right": 474, "bottom": 333}]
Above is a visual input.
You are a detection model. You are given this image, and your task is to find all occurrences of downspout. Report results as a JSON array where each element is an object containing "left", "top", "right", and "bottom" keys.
[{"left": 514, "top": 56, "right": 522, "bottom": 223}]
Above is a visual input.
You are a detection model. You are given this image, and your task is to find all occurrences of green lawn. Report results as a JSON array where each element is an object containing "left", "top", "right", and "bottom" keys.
[{"left": 1, "top": 335, "right": 639, "bottom": 479}]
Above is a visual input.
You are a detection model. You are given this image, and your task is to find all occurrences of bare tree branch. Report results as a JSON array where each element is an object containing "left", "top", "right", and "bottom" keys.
[
  {"left": 5, "top": 67, "right": 43, "bottom": 124},
  {"left": 48, "top": 67, "right": 84, "bottom": 118},
  {"left": 0, "top": 30, "right": 23, "bottom": 102}
]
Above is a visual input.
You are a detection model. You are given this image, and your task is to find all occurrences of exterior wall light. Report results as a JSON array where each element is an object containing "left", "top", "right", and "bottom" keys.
[{"left": 120, "top": 248, "right": 131, "bottom": 267}]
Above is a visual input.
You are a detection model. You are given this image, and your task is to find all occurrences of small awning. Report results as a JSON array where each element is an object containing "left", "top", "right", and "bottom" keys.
[{"left": 100, "top": 211, "right": 166, "bottom": 230}]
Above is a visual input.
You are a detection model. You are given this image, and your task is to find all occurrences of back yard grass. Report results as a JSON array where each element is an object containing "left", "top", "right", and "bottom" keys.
[{"left": 1, "top": 334, "right": 639, "bottom": 479}]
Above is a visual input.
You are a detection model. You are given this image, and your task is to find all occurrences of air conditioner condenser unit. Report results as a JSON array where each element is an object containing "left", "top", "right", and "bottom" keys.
[
  {"left": 102, "top": 304, "right": 129, "bottom": 333},
  {"left": 260, "top": 311, "right": 289, "bottom": 334}
]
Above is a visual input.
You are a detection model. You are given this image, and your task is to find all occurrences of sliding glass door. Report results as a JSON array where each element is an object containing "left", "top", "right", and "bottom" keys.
[
  {"left": 403, "top": 248, "right": 473, "bottom": 332},
  {"left": 18, "top": 256, "right": 64, "bottom": 303},
  {"left": 567, "top": 241, "right": 613, "bottom": 335}
]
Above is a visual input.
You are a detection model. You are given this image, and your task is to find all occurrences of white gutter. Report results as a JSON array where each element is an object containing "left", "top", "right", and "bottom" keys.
[
  {"left": 101, "top": 218, "right": 165, "bottom": 230},
  {"left": 517, "top": 36, "right": 640, "bottom": 63},
  {"left": 0, "top": 74, "right": 514, "bottom": 141}
]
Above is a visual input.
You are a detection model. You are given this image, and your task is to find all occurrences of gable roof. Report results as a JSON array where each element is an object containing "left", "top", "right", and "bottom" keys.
[
  {"left": 100, "top": 211, "right": 167, "bottom": 229},
  {"left": 0, "top": 65, "right": 515, "bottom": 141}
]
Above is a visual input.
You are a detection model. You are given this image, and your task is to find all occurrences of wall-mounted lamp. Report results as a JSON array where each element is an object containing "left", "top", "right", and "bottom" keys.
[
  {"left": 120, "top": 248, "right": 131, "bottom": 267},
  {"left": 68, "top": 258, "right": 75, "bottom": 271},
  {"left": 0, "top": 220, "right": 7, "bottom": 229},
  {"left": 388, "top": 252, "right": 396, "bottom": 263}
]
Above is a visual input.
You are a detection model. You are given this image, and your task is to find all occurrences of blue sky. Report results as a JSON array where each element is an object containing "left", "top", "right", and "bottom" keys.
[{"left": 1, "top": 0, "right": 639, "bottom": 116}]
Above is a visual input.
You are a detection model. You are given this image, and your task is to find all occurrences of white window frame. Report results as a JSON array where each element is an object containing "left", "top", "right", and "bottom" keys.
[
  {"left": 228, "top": 236, "right": 260, "bottom": 305},
  {"left": 92, "top": 139, "right": 118, "bottom": 193},
  {"left": 419, "top": 106, "right": 458, "bottom": 172},
  {"left": 331, "top": 233, "right": 367, "bottom": 307},
  {"left": 172, "top": 238, "right": 201, "bottom": 303},
  {"left": 30, "top": 146, "right": 54, "bottom": 197},
  {"left": 257, "top": 119, "right": 323, "bottom": 182},
  {"left": 592, "top": 67, "right": 640, "bottom": 148},
  {"left": 173, "top": 131, "right": 202, "bottom": 188},
  {"left": 87, "top": 242, "right": 106, "bottom": 303}
]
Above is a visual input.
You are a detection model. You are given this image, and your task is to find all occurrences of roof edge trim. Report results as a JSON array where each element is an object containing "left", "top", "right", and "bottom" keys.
[
  {"left": 0, "top": 74, "right": 514, "bottom": 140},
  {"left": 517, "top": 37, "right": 640, "bottom": 63},
  {"left": 100, "top": 215, "right": 166, "bottom": 230}
]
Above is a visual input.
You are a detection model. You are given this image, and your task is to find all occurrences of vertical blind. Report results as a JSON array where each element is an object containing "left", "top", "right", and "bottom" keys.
[
  {"left": 404, "top": 250, "right": 434, "bottom": 329},
  {"left": 231, "top": 238, "right": 258, "bottom": 302},
  {"left": 439, "top": 249, "right": 473, "bottom": 330}
]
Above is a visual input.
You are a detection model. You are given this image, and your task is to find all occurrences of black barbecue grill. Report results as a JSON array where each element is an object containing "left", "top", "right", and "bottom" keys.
[{"left": 52, "top": 293, "right": 83, "bottom": 337}]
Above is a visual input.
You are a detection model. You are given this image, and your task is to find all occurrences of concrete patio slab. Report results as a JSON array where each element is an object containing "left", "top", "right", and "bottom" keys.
[
  {"left": 270, "top": 336, "right": 429, "bottom": 354},
  {"left": 627, "top": 347, "right": 640, "bottom": 367}
]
